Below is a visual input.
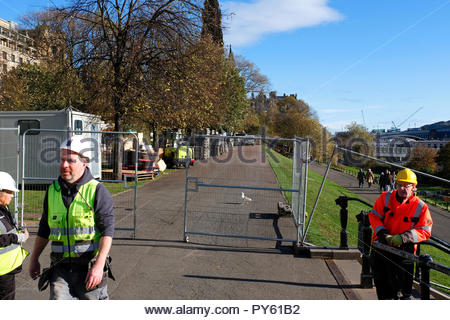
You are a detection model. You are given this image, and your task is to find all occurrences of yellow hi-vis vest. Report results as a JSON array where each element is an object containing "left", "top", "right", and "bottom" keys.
[
  {"left": 47, "top": 180, "right": 101, "bottom": 259},
  {"left": 0, "top": 214, "right": 29, "bottom": 276}
]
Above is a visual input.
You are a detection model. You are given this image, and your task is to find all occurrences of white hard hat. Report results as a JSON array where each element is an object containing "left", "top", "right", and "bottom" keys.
[
  {"left": 60, "top": 135, "right": 91, "bottom": 161},
  {"left": 0, "top": 171, "right": 19, "bottom": 192}
]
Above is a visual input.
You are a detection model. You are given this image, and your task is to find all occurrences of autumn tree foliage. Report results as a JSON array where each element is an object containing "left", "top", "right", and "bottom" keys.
[
  {"left": 407, "top": 145, "right": 438, "bottom": 173},
  {"left": 262, "top": 96, "right": 328, "bottom": 160}
]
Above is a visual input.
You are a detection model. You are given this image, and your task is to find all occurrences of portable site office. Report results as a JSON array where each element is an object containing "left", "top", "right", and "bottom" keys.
[{"left": 0, "top": 107, "right": 104, "bottom": 184}]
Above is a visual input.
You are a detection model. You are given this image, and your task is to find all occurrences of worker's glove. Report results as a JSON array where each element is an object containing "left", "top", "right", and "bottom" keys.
[
  {"left": 386, "top": 234, "right": 403, "bottom": 247},
  {"left": 17, "top": 233, "right": 28, "bottom": 244},
  {"left": 376, "top": 230, "right": 389, "bottom": 244}
]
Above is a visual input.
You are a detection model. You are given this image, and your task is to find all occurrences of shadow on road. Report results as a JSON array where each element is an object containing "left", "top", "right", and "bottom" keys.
[
  {"left": 184, "top": 274, "right": 346, "bottom": 289},
  {"left": 113, "top": 238, "right": 295, "bottom": 255}
]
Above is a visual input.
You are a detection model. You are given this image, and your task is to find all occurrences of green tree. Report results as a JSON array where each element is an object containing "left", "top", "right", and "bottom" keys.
[
  {"left": 436, "top": 142, "right": 450, "bottom": 179},
  {"left": 220, "top": 60, "right": 249, "bottom": 132},
  {"left": 0, "top": 63, "right": 86, "bottom": 111},
  {"left": 332, "top": 122, "right": 375, "bottom": 167},
  {"left": 201, "top": 0, "right": 223, "bottom": 46},
  {"left": 335, "top": 122, "right": 374, "bottom": 153},
  {"left": 242, "top": 109, "right": 261, "bottom": 134}
]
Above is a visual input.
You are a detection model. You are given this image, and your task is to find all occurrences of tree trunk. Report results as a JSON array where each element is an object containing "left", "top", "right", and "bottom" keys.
[{"left": 113, "top": 112, "right": 123, "bottom": 181}]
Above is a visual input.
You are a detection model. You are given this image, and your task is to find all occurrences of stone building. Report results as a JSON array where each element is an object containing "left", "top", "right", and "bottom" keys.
[
  {"left": 251, "top": 91, "right": 298, "bottom": 113},
  {"left": 0, "top": 18, "right": 38, "bottom": 73}
]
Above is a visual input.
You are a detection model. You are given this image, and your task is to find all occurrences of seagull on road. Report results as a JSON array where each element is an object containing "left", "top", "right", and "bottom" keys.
[{"left": 241, "top": 192, "right": 252, "bottom": 203}]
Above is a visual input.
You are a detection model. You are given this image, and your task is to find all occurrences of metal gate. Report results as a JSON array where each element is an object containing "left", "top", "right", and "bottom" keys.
[
  {"left": 0, "top": 127, "right": 20, "bottom": 222},
  {"left": 20, "top": 129, "right": 139, "bottom": 237},
  {"left": 183, "top": 135, "right": 309, "bottom": 245}
]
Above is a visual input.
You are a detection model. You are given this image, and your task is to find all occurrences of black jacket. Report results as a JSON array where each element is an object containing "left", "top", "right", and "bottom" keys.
[
  {"left": 37, "top": 167, "right": 115, "bottom": 239},
  {"left": 0, "top": 205, "right": 22, "bottom": 275}
]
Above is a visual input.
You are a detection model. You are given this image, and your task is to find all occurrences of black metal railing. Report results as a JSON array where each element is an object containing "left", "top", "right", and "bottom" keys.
[
  {"left": 335, "top": 195, "right": 450, "bottom": 299},
  {"left": 372, "top": 242, "right": 450, "bottom": 299}
]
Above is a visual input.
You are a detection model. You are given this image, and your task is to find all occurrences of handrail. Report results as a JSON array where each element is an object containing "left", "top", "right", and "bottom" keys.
[
  {"left": 419, "top": 239, "right": 450, "bottom": 255},
  {"left": 372, "top": 241, "right": 450, "bottom": 300},
  {"left": 372, "top": 242, "right": 450, "bottom": 276},
  {"left": 430, "top": 236, "right": 450, "bottom": 249}
]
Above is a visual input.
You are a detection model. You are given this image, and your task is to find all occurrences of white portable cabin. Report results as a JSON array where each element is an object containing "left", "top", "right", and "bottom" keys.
[{"left": 0, "top": 108, "right": 104, "bottom": 183}]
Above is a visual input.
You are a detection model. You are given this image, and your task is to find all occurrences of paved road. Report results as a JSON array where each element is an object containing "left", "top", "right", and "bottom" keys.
[
  {"left": 309, "top": 162, "right": 449, "bottom": 243},
  {"left": 14, "top": 145, "right": 376, "bottom": 300}
]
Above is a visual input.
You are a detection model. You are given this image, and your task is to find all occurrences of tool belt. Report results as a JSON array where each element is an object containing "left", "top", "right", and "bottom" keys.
[
  {"left": 89, "top": 255, "right": 116, "bottom": 281},
  {"left": 38, "top": 256, "right": 115, "bottom": 291}
]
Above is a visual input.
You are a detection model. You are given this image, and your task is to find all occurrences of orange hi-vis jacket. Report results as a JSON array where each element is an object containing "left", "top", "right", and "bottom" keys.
[{"left": 369, "top": 190, "right": 432, "bottom": 243}]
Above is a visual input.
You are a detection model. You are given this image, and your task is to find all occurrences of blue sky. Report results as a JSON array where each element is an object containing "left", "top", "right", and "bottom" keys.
[{"left": 1, "top": 0, "right": 449, "bottom": 133}]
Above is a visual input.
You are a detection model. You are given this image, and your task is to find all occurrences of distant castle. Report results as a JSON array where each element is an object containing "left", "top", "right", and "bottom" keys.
[{"left": 250, "top": 91, "right": 298, "bottom": 113}]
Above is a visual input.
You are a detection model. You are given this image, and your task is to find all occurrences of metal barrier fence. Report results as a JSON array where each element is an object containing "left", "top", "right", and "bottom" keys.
[
  {"left": 19, "top": 129, "right": 138, "bottom": 238},
  {"left": 0, "top": 127, "right": 20, "bottom": 222},
  {"left": 183, "top": 135, "right": 309, "bottom": 245},
  {"left": 292, "top": 137, "right": 309, "bottom": 236}
]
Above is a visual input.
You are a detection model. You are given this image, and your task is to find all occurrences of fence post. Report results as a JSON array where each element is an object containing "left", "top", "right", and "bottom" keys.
[
  {"left": 419, "top": 254, "right": 433, "bottom": 300},
  {"left": 414, "top": 244, "right": 421, "bottom": 281},
  {"left": 335, "top": 196, "right": 348, "bottom": 249},
  {"left": 356, "top": 211, "right": 373, "bottom": 288}
]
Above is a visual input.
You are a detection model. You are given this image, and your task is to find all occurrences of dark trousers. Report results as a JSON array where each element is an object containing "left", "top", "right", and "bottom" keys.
[
  {"left": 0, "top": 273, "right": 15, "bottom": 300},
  {"left": 371, "top": 244, "right": 414, "bottom": 299}
]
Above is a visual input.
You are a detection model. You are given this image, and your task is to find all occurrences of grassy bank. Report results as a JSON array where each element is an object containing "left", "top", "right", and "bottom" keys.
[
  {"left": 266, "top": 149, "right": 449, "bottom": 293},
  {"left": 267, "top": 148, "right": 370, "bottom": 247}
]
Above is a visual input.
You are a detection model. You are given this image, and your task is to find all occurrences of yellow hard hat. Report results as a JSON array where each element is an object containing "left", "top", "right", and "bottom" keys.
[{"left": 396, "top": 168, "right": 417, "bottom": 185}]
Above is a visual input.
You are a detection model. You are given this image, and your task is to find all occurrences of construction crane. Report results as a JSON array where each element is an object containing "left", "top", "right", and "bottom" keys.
[
  {"left": 361, "top": 110, "right": 367, "bottom": 128},
  {"left": 391, "top": 107, "right": 423, "bottom": 130}
]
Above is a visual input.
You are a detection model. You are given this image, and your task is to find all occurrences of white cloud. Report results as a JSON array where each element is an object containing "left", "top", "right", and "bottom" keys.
[{"left": 222, "top": 0, "right": 343, "bottom": 47}]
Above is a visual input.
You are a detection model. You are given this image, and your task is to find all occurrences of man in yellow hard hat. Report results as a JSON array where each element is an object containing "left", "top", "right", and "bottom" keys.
[{"left": 368, "top": 168, "right": 433, "bottom": 299}]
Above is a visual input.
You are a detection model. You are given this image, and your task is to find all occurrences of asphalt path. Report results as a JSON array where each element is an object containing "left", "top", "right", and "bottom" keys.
[
  {"left": 309, "top": 162, "right": 449, "bottom": 243},
  {"left": 14, "top": 145, "right": 374, "bottom": 300}
]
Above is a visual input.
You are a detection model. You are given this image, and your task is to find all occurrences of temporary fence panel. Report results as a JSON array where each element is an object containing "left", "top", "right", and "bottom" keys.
[
  {"left": 20, "top": 129, "right": 138, "bottom": 238},
  {"left": 292, "top": 138, "right": 309, "bottom": 238},
  {"left": 0, "top": 127, "right": 20, "bottom": 222},
  {"left": 183, "top": 135, "right": 308, "bottom": 246}
]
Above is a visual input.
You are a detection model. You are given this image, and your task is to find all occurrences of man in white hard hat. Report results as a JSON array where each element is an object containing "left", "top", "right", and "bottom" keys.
[
  {"left": 29, "top": 136, "right": 115, "bottom": 300},
  {"left": 0, "top": 172, "right": 29, "bottom": 299}
]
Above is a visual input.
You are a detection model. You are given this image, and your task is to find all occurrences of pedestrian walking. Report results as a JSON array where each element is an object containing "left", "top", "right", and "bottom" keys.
[
  {"left": 386, "top": 170, "right": 394, "bottom": 191},
  {"left": 368, "top": 168, "right": 433, "bottom": 299},
  {"left": 366, "top": 168, "right": 374, "bottom": 188},
  {"left": 0, "top": 172, "right": 29, "bottom": 300},
  {"left": 391, "top": 171, "right": 396, "bottom": 190},
  {"left": 29, "top": 136, "right": 115, "bottom": 300},
  {"left": 357, "top": 169, "right": 365, "bottom": 188},
  {"left": 379, "top": 172, "right": 386, "bottom": 192}
]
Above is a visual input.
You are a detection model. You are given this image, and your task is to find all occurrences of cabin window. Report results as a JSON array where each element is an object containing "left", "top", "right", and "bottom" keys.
[
  {"left": 74, "top": 120, "right": 83, "bottom": 134},
  {"left": 18, "top": 120, "right": 40, "bottom": 135}
]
